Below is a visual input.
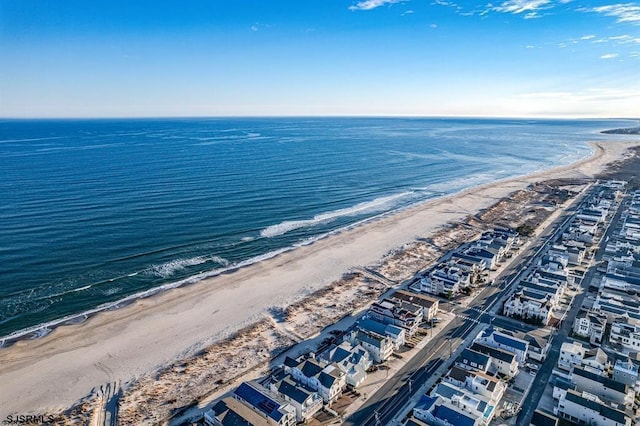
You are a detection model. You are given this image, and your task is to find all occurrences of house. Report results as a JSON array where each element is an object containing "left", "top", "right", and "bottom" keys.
[
  {"left": 609, "top": 321, "right": 640, "bottom": 352},
  {"left": 212, "top": 381, "right": 297, "bottom": 426},
  {"left": 444, "top": 366, "right": 505, "bottom": 403},
  {"left": 450, "top": 252, "right": 488, "bottom": 273},
  {"left": 368, "top": 298, "right": 423, "bottom": 336},
  {"left": 469, "top": 342, "right": 518, "bottom": 377},
  {"left": 475, "top": 327, "right": 528, "bottom": 364},
  {"left": 389, "top": 289, "right": 439, "bottom": 321},
  {"left": 613, "top": 359, "right": 639, "bottom": 388},
  {"left": 570, "top": 366, "right": 634, "bottom": 407},
  {"left": 515, "top": 327, "right": 553, "bottom": 362},
  {"left": 270, "top": 376, "right": 323, "bottom": 423},
  {"left": 456, "top": 348, "right": 491, "bottom": 373},
  {"left": 418, "top": 262, "right": 469, "bottom": 297},
  {"left": 581, "top": 347, "right": 610, "bottom": 373},
  {"left": 573, "top": 310, "right": 607, "bottom": 344},
  {"left": 558, "top": 341, "right": 587, "bottom": 372},
  {"left": 503, "top": 289, "right": 553, "bottom": 325},
  {"left": 552, "top": 376, "right": 577, "bottom": 402},
  {"left": 344, "top": 329, "right": 394, "bottom": 363},
  {"left": 317, "top": 341, "right": 371, "bottom": 388},
  {"left": 430, "top": 381, "right": 496, "bottom": 425},
  {"left": 463, "top": 247, "right": 500, "bottom": 270},
  {"left": 283, "top": 356, "right": 347, "bottom": 404},
  {"left": 555, "top": 389, "right": 631, "bottom": 426},
  {"left": 412, "top": 395, "right": 481, "bottom": 426},
  {"left": 356, "top": 318, "right": 406, "bottom": 349},
  {"left": 205, "top": 396, "right": 282, "bottom": 426},
  {"left": 531, "top": 409, "right": 559, "bottom": 426}
]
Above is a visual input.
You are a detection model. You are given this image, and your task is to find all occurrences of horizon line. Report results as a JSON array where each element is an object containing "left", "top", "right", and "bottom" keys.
[{"left": 1, "top": 114, "right": 639, "bottom": 121}]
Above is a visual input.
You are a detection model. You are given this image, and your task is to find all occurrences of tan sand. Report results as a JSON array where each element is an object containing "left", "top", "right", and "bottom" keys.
[{"left": 0, "top": 140, "right": 636, "bottom": 418}]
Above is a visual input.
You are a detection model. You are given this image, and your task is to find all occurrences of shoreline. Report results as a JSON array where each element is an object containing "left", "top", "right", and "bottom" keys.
[
  {"left": 0, "top": 140, "right": 637, "bottom": 419},
  {"left": 0, "top": 144, "right": 595, "bottom": 346}
]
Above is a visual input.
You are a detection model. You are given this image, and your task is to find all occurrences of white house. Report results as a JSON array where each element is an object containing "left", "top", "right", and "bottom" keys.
[
  {"left": 573, "top": 311, "right": 607, "bottom": 345},
  {"left": 609, "top": 322, "right": 640, "bottom": 353},
  {"left": 475, "top": 328, "right": 528, "bottom": 364},
  {"left": 344, "top": 329, "right": 394, "bottom": 363},
  {"left": 283, "top": 356, "right": 347, "bottom": 405},
  {"left": 558, "top": 341, "right": 587, "bottom": 372},
  {"left": 317, "top": 341, "right": 371, "bottom": 388},
  {"left": 555, "top": 389, "right": 631, "bottom": 426},
  {"left": 270, "top": 376, "right": 323, "bottom": 423}
]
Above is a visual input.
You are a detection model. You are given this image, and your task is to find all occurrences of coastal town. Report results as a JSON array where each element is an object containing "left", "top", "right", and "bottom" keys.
[
  {"left": 191, "top": 177, "right": 640, "bottom": 426},
  {"left": 1, "top": 143, "right": 639, "bottom": 426}
]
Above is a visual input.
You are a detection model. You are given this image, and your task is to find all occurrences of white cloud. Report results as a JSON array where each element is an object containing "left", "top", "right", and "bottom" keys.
[
  {"left": 401, "top": 9, "right": 414, "bottom": 15},
  {"left": 251, "top": 25, "right": 259, "bottom": 32},
  {"left": 430, "top": 23, "right": 438, "bottom": 28},
  {"left": 493, "top": 0, "right": 553, "bottom": 15},
  {"left": 349, "top": 0, "right": 403, "bottom": 11},
  {"left": 525, "top": 44, "right": 536, "bottom": 48},
  {"left": 581, "top": 34, "right": 596, "bottom": 40},
  {"left": 601, "top": 53, "right": 620, "bottom": 58},
  {"left": 589, "top": 3, "right": 640, "bottom": 24}
]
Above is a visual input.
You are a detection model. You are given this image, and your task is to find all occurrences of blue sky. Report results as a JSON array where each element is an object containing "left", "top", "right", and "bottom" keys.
[{"left": 1, "top": 0, "right": 639, "bottom": 117}]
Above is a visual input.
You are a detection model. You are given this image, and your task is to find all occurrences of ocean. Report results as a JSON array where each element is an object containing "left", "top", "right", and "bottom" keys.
[{"left": 0, "top": 117, "right": 636, "bottom": 341}]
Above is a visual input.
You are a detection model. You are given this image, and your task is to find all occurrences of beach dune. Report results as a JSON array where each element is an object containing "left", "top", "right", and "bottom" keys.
[{"left": 0, "top": 140, "right": 636, "bottom": 419}]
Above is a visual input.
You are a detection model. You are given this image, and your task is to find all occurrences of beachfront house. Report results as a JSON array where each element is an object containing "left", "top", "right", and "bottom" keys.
[
  {"left": 205, "top": 381, "right": 297, "bottom": 426},
  {"left": 344, "top": 329, "right": 394, "bottom": 363},
  {"left": 283, "top": 356, "right": 347, "bottom": 405},
  {"left": 270, "top": 375, "right": 323, "bottom": 423},
  {"left": 368, "top": 298, "right": 423, "bottom": 336},
  {"left": 317, "top": 341, "right": 371, "bottom": 388},
  {"left": 418, "top": 262, "right": 468, "bottom": 297},
  {"left": 356, "top": 318, "right": 405, "bottom": 349},
  {"left": 389, "top": 289, "right": 439, "bottom": 321}
]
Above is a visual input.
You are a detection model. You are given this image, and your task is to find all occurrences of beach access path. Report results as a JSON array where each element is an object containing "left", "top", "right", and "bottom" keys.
[{"left": 0, "top": 141, "right": 636, "bottom": 419}]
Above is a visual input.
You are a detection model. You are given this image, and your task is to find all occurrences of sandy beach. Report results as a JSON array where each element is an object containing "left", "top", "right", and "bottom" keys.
[{"left": 0, "top": 140, "right": 637, "bottom": 420}]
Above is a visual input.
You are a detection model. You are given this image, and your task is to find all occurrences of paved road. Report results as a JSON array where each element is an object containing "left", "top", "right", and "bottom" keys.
[
  {"left": 344, "top": 187, "right": 595, "bottom": 426},
  {"left": 516, "top": 187, "right": 626, "bottom": 426}
]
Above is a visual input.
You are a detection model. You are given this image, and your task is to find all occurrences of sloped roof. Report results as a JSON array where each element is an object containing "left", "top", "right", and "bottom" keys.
[
  {"left": 470, "top": 342, "right": 516, "bottom": 363},
  {"left": 234, "top": 382, "right": 287, "bottom": 422},
  {"left": 458, "top": 348, "right": 489, "bottom": 368},
  {"left": 565, "top": 390, "right": 627, "bottom": 423},
  {"left": 274, "top": 376, "right": 315, "bottom": 405},
  {"left": 432, "top": 404, "right": 476, "bottom": 426}
]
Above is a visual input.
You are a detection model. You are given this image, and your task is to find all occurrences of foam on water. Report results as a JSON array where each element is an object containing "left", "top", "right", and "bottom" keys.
[
  {"left": 150, "top": 256, "right": 230, "bottom": 278},
  {"left": 260, "top": 191, "right": 415, "bottom": 238}
]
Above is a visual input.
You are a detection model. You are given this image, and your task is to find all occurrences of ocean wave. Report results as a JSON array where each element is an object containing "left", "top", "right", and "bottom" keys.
[
  {"left": 259, "top": 191, "right": 415, "bottom": 238},
  {"left": 149, "top": 255, "right": 230, "bottom": 278},
  {"left": 0, "top": 136, "right": 64, "bottom": 144}
]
